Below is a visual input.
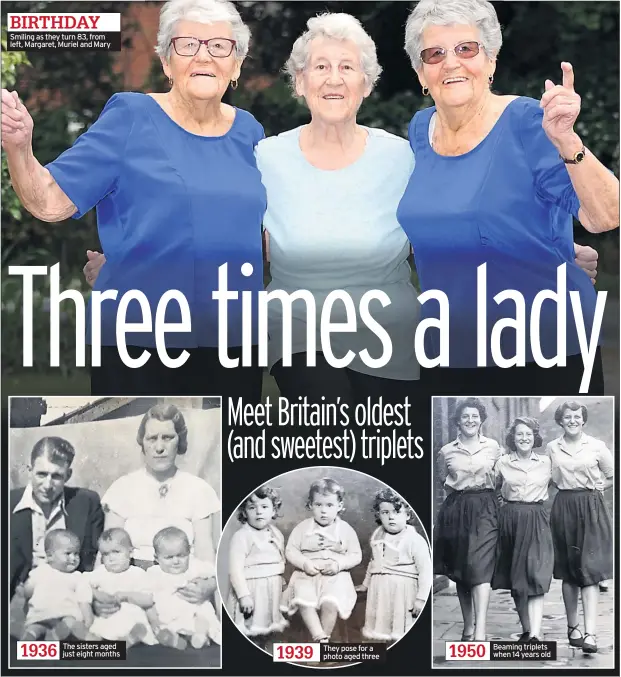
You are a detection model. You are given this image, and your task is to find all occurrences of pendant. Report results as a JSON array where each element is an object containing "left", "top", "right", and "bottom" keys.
[{"left": 159, "top": 483, "right": 169, "bottom": 499}]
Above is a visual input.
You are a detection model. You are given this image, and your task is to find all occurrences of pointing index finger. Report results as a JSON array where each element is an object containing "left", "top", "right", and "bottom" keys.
[{"left": 561, "top": 61, "right": 574, "bottom": 91}]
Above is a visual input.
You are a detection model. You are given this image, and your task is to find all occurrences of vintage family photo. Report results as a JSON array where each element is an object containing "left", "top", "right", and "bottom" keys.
[
  {"left": 9, "top": 396, "right": 222, "bottom": 668},
  {"left": 217, "top": 466, "right": 431, "bottom": 664},
  {"left": 432, "top": 396, "right": 615, "bottom": 669}
]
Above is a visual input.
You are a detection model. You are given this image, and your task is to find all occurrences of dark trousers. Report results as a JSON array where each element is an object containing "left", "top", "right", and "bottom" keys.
[{"left": 91, "top": 345, "right": 263, "bottom": 404}]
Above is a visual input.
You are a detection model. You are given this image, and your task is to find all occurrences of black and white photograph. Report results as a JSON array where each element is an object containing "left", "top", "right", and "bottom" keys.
[
  {"left": 432, "top": 396, "right": 615, "bottom": 669},
  {"left": 9, "top": 396, "right": 222, "bottom": 668},
  {"left": 217, "top": 466, "right": 431, "bottom": 664}
]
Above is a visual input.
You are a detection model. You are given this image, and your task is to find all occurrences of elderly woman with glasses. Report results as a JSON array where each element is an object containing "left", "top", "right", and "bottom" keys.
[
  {"left": 1, "top": 0, "right": 265, "bottom": 401},
  {"left": 546, "top": 401, "right": 613, "bottom": 654},
  {"left": 397, "top": 0, "right": 619, "bottom": 398}
]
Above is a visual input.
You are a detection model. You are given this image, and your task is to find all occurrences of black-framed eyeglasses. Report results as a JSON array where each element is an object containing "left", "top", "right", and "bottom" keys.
[
  {"left": 420, "top": 41, "right": 481, "bottom": 65},
  {"left": 171, "top": 36, "right": 236, "bottom": 58}
]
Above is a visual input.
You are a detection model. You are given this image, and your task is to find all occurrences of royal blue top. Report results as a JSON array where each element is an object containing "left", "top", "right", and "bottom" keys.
[
  {"left": 47, "top": 92, "right": 267, "bottom": 348},
  {"left": 397, "top": 97, "right": 598, "bottom": 367}
]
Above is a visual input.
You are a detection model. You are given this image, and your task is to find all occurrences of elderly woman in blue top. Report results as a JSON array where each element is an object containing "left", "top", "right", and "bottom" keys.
[
  {"left": 1, "top": 0, "right": 266, "bottom": 401},
  {"left": 397, "top": 0, "right": 619, "bottom": 397},
  {"left": 546, "top": 400, "right": 613, "bottom": 655}
]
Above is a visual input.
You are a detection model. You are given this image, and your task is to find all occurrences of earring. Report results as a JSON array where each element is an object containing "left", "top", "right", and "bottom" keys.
[
  {"left": 230, "top": 79, "right": 238, "bottom": 90},
  {"left": 488, "top": 74, "right": 493, "bottom": 85},
  {"left": 422, "top": 85, "right": 429, "bottom": 96},
  {"left": 168, "top": 76, "right": 173, "bottom": 87}
]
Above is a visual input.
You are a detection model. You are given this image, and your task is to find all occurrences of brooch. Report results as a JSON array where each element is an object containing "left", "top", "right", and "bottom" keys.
[{"left": 159, "top": 484, "right": 170, "bottom": 499}]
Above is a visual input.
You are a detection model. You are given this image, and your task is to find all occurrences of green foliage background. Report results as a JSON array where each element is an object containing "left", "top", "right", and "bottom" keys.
[{"left": 1, "top": 1, "right": 619, "bottom": 377}]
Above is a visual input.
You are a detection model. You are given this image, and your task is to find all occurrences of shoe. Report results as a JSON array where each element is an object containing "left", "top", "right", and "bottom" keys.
[
  {"left": 599, "top": 583, "right": 609, "bottom": 592},
  {"left": 567, "top": 624, "right": 583, "bottom": 648},
  {"left": 517, "top": 632, "right": 530, "bottom": 643},
  {"left": 582, "top": 634, "right": 597, "bottom": 654},
  {"left": 528, "top": 636, "right": 541, "bottom": 642},
  {"left": 461, "top": 631, "right": 475, "bottom": 641}
]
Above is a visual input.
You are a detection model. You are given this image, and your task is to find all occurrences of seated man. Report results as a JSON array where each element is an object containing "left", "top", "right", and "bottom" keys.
[{"left": 10, "top": 436, "right": 104, "bottom": 635}]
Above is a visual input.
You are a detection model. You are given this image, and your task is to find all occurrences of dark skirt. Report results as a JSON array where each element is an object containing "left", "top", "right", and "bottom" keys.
[
  {"left": 434, "top": 489, "right": 499, "bottom": 586},
  {"left": 551, "top": 489, "right": 613, "bottom": 586},
  {"left": 491, "top": 501, "right": 553, "bottom": 597}
]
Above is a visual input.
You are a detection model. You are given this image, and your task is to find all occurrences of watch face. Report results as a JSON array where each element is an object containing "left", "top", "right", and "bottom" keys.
[{"left": 576, "top": 150, "right": 586, "bottom": 163}]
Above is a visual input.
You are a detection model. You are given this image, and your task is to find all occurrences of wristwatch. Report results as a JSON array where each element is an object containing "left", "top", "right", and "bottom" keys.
[{"left": 561, "top": 145, "right": 586, "bottom": 164}]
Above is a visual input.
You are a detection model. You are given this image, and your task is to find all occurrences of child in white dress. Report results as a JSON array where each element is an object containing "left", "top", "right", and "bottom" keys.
[
  {"left": 281, "top": 478, "right": 362, "bottom": 642},
  {"left": 146, "top": 526, "right": 221, "bottom": 650},
  {"left": 357, "top": 489, "right": 432, "bottom": 642},
  {"left": 21, "top": 530, "right": 96, "bottom": 640},
  {"left": 86, "top": 529, "right": 157, "bottom": 646},
  {"left": 227, "top": 486, "right": 288, "bottom": 639}
]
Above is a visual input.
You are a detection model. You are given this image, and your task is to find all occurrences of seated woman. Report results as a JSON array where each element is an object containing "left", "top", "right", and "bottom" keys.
[{"left": 95, "top": 403, "right": 220, "bottom": 619}]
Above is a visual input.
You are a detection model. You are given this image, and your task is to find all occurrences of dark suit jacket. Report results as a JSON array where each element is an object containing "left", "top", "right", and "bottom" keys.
[{"left": 10, "top": 486, "right": 104, "bottom": 598}]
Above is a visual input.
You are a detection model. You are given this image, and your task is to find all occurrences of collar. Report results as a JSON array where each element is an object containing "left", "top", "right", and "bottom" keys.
[
  {"left": 12, "top": 484, "right": 67, "bottom": 517},
  {"left": 453, "top": 434, "right": 489, "bottom": 453},
  {"left": 556, "top": 433, "right": 591, "bottom": 454},
  {"left": 508, "top": 450, "right": 543, "bottom": 464}
]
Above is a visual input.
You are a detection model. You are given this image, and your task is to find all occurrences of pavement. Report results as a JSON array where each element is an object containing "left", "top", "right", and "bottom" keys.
[{"left": 433, "top": 578, "right": 615, "bottom": 669}]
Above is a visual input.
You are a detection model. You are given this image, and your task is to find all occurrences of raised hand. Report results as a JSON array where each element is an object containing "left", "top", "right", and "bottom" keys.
[
  {"left": 83, "top": 250, "right": 107, "bottom": 287},
  {"left": 1, "top": 89, "right": 34, "bottom": 151},
  {"left": 540, "top": 62, "right": 582, "bottom": 154}
]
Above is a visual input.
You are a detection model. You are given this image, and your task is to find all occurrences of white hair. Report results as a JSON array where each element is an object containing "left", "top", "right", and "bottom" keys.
[
  {"left": 156, "top": 0, "right": 251, "bottom": 60},
  {"left": 404, "top": 0, "right": 502, "bottom": 70},
  {"left": 284, "top": 13, "right": 382, "bottom": 93}
]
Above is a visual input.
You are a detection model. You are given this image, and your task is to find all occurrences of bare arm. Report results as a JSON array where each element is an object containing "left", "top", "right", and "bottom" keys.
[
  {"left": 2, "top": 89, "right": 76, "bottom": 222},
  {"left": 540, "top": 64, "right": 619, "bottom": 233},
  {"left": 117, "top": 591, "right": 154, "bottom": 609}
]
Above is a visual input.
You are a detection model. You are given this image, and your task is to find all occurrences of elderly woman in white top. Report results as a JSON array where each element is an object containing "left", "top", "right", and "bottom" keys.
[
  {"left": 258, "top": 13, "right": 420, "bottom": 410},
  {"left": 546, "top": 401, "right": 613, "bottom": 654},
  {"left": 94, "top": 404, "right": 220, "bottom": 617}
]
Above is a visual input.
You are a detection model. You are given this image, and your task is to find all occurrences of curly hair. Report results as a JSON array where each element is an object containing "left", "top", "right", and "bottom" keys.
[
  {"left": 306, "top": 478, "right": 345, "bottom": 512},
  {"left": 372, "top": 488, "right": 415, "bottom": 525},
  {"left": 238, "top": 485, "right": 283, "bottom": 523},
  {"left": 505, "top": 416, "right": 543, "bottom": 451},
  {"left": 554, "top": 401, "right": 588, "bottom": 426},
  {"left": 137, "top": 404, "right": 188, "bottom": 454},
  {"left": 452, "top": 397, "right": 488, "bottom": 426}
]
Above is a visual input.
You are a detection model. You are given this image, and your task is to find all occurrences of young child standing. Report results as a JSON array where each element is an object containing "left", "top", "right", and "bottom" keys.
[
  {"left": 281, "top": 478, "right": 362, "bottom": 642},
  {"left": 227, "top": 486, "right": 288, "bottom": 638},
  {"left": 86, "top": 528, "right": 157, "bottom": 647},
  {"left": 146, "top": 526, "right": 221, "bottom": 650},
  {"left": 21, "top": 529, "right": 96, "bottom": 640},
  {"left": 357, "top": 489, "right": 432, "bottom": 642}
]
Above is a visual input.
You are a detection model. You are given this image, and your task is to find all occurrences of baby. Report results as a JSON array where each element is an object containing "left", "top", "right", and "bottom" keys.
[
  {"left": 21, "top": 529, "right": 96, "bottom": 640},
  {"left": 86, "top": 528, "right": 157, "bottom": 647},
  {"left": 146, "top": 526, "right": 221, "bottom": 650}
]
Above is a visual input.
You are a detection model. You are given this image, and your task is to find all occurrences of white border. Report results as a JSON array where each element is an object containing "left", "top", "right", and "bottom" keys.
[
  {"left": 7, "top": 394, "right": 224, "bottom": 671},
  {"left": 215, "top": 464, "right": 432, "bottom": 670},
  {"left": 430, "top": 394, "right": 617, "bottom": 670}
]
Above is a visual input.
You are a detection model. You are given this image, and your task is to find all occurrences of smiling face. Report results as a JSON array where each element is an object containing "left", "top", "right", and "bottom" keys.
[
  {"left": 417, "top": 24, "right": 495, "bottom": 110},
  {"left": 244, "top": 493, "right": 276, "bottom": 530},
  {"left": 296, "top": 37, "right": 370, "bottom": 125},
  {"left": 513, "top": 423, "right": 535, "bottom": 456},
  {"left": 162, "top": 20, "right": 241, "bottom": 103},
  {"left": 458, "top": 407, "right": 482, "bottom": 438},
  {"left": 560, "top": 408, "right": 585, "bottom": 437},
  {"left": 311, "top": 491, "right": 342, "bottom": 527},
  {"left": 378, "top": 501, "right": 409, "bottom": 535},
  {"left": 142, "top": 418, "right": 179, "bottom": 474}
]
